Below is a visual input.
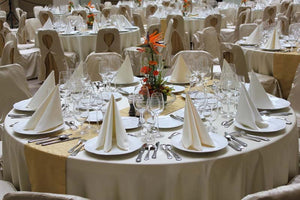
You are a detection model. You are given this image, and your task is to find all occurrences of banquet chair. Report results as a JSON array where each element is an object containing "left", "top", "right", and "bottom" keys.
[
  {"left": 33, "top": 6, "right": 43, "bottom": 19},
  {"left": 118, "top": 5, "right": 132, "bottom": 23},
  {"left": 96, "top": 28, "right": 121, "bottom": 54},
  {"left": 236, "top": 6, "right": 251, "bottom": 25},
  {"left": 0, "top": 10, "right": 6, "bottom": 22},
  {"left": 238, "top": 23, "right": 257, "bottom": 39},
  {"left": 288, "top": 64, "right": 300, "bottom": 134},
  {"left": 278, "top": 15, "right": 290, "bottom": 35},
  {"left": 25, "top": 18, "right": 42, "bottom": 43},
  {"left": 102, "top": 7, "right": 111, "bottom": 19},
  {"left": 242, "top": 175, "right": 300, "bottom": 200},
  {"left": 256, "top": 5, "right": 277, "bottom": 25},
  {"left": 38, "top": 11, "right": 54, "bottom": 26},
  {"left": 279, "top": 0, "right": 291, "bottom": 15},
  {"left": 162, "top": 1, "right": 170, "bottom": 7},
  {"left": 0, "top": 180, "right": 90, "bottom": 200},
  {"left": 85, "top": 52, "right": 123, "bottom": 81},
  {"left": 146, "top": 5, "right": 158, "bottom": 18},
  {"left": 284, "top": 3, "right": 295, "bottom": 24},
  {"left": 2, "top": 34, "right": 41, "bottom": 80},
  {"left": 170, "top": 50, "right": 214, "bottom": 76},
  {"left": 15, "top": 8, "right": 25, "bottom": 22},
  {"left": 38, "top": 30, "right": 77, "bottom": 83},
  {"left": 221, "top": 43, "right": 282, "bottom": 97},
  {"left": 0, "top": 20, "right": 10, "bottom": 57},
  {"left": 16, "top": 13, "right": 27, "bottom": 44},
  {"left": 192, "top": 27, "right": 221, "bottom": 64},
  {"left": 147, "top": 24, "right": 161, "bottom": 35},
  {"left": 72, "top": 10, "right": 87, "bottom": 21},
  {"left": 133, "top": 13, "right": 145, "bottom": 37},
  {"left": 204, "top": 14, "right": 222, "bottom": 33}
]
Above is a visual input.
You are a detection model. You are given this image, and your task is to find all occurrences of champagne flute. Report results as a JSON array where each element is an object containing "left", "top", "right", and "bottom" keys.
[
  {"left": 133, "top": 85, "right": 150, "bottom": 136},
  {"left": 149, "top": 92, "right": 164, "bottom": 138}
]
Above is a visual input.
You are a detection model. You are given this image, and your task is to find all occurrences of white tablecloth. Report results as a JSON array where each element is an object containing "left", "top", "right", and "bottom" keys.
[
  {"left": 3, "top": 95, "right": 299, "bottom": 200},
  {"left": 59, "top": 28, "right": 141, "bottom": 61}
]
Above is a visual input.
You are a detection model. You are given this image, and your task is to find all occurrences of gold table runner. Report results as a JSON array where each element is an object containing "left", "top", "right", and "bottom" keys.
[
  {"left": 24, "top": 95, "right": 186, "bottom": 194},
  {"left": 273, "top": 51, "right": 300, "bottom": 99}
]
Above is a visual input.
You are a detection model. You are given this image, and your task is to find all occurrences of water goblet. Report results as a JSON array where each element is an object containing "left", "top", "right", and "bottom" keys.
[{"left": 149, "top": 92, "right": 164, "bottom": 138}]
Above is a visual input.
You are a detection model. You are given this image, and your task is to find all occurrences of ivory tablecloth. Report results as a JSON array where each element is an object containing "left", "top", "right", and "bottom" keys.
[
  {"left": 242, "top": 47, "right": 300, "bottom": 99},
  {"left": 3, "top": 94, "right": 299, "bottom": 200}
]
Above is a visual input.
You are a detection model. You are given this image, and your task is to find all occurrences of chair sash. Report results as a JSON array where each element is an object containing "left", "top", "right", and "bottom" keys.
[
  {"left": 17, "top": 13, "right": 27, "bottom": 44},
  {"left": 38, "top": 11, "right": 54, "bottom": 26},
  {"left": 96, "top": 28, "right": 121, "bottom": 54}
]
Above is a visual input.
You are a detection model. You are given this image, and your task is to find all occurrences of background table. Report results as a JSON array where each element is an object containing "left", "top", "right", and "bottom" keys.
[{"left": 3, "top": 94, "right": 299, "bottom": 200}]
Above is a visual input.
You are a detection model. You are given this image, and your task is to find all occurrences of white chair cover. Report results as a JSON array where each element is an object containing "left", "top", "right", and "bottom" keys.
[
  {"left": 292, "top": 12, "right": 300, "bottom": 23},
  {"left": 72, "top": 10, "right": 87, "bottom": 21},
  {"left": 96, "top": 28, "right": 121, "bottom": 54},
  {"left": 33, "top": 6, "right": 43, "bottom": 19},
  {"left": 25, "top": 18, "right": 42, "bottom": 42},
  {"left": 38, "top": 11, "right": 54, "bottom": 26},
  {"left": 261, "top": 5, "right": 277, "bottom": 25},
  {"left": 118, "top": 5, "right": 132, "bottom": 22},
  {"left": 146, "top": 5, "right": 158, "bottom": 18},
  {"left": 280, "top": 0, "right": 291, "bottom": 14},
  {"left": 15, "top": 8, "right": 24, "bottom": 22},
  {"left": 278, "top": 15, "right": 289, "bottom": 35},
  {"left": 288, "top": 64, "right": 300, "bottom": 131},
  {"left": 85, "top": 52, "right": 123, "bottom": 81},
  {"left": 204, "top": 14, "right": 222, "bottom": 33},
  {"left": 16, "top": 13, "right": 27, "bottom": 44},
  {"left": 0, "top": 180, "right": 17, "bottom": 200},
  {"left": 38, "top": 30, "right": 69, "bottom": 83},
  {"left": 236, "top": 6, "right": 251, "bottom": 25},
  {"left": 133, "top": 13, "right": 145, "bottom": 37},
  {"left": 239, "top": 23, "right": 257, "bottom": 39},
  {"left": 0, "top": 20, "right": 10, "bottom": 57},
  {"left": 0, "top": 64, "right": 31, "bottom": 124}
]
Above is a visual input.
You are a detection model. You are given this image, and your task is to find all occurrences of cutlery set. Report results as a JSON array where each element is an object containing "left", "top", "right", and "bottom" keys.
[
  {"left": 28, "top": 134, "right": 81, "bottom": 146},
  {"left": 224, "top": 131, "right": 270, "bottom": 151},
  {"left": 136, "top": 142, "right": 182, "bottom": 162}
]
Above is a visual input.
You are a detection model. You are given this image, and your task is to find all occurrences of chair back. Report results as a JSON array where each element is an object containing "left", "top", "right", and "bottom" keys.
[
  {"left": 96, "top": 28, "right": 121, "bottom": 54},
  {"left": 15, "top": 8, "right": 24, "bottom": 21},
  {"left": 280, "top": 0, "right": 291, "bottom": 14},
  {"left": 278, "top": 16, "right": 289, "bottom": 35},
  {"left": 85, "top": 52, "right": 123, "bottom": 81},
  {"left": 38, "top": 11, "right": 54, "bottom": 26},
  {"left": 262, "top": 5, "right": 277, "bottom": 25},
  {"left": 133, "top": 13, "right": 145, "bottom": 36},
  {"left": 292, "top": 12, "right": 300, "bottom": 23},
  {"left": 118, "top": 5, "right": 131, "bottom": 22},
  {"left": 0, "top": 20, "right": 10, "bottom": 57},
  {"left": 72, "top": 10, "right": 87, "bottom": 21},
  {"left": 25, "top": 18, "right": 42, "bottom": 42},
  {"left": 146, "top": 5, "right": 158, "bottom": 18},
  {"left": 16, "top": 13, "right": 27, "bottom": 44},
  {"left": 102, "top": 8, "right": 111, "bottom": 18},
  {"left": 239, "top": 23, "right": 257, "bottom": 39},
  {"left": 221, "top": 42, "right": 250, "bottom": 82},
  {"left": 0, "top": 64, "right": 31, "bottom": 123},
  {"left": 34, "top": 6, "right": 43, "bottom": 18},
  {"left": 202, "top": 27, "right": 221, "bottom": 61},
  {"left": 236, "top": 6, "right": 251, "bottom": 24},
  {"left": 38, "top": 30, "right": 68, "bottom": 83},
  {"left": 204, "top": 14, "right": 222, "bottom": 33},
  {"left": 288, "top": 64, "right": 300, "bottom": 121},
  {"left": 147, "top": 24, "right": 161, "bottom": 35}
]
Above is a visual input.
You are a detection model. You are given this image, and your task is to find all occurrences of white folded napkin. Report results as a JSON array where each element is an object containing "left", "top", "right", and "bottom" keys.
[
  {"left": 92, "top": 21, "right": 99, "bottom": 33},
  {"left": 236, "top": 84, "right": 268, "bottom": 130},
  {"left": 27, "top": 71, "right": 55, "bottom": 110},
  {"left": 262, "top": 28, "right": 281, "bottom": 50},
  {"left": 65, "top": 21, "right": 73, "bottom": 34},
  {"left": 220, "top": 59, "right": 235, "bottom": 82},
  {"left": 248, "top": 72, "right": 274, "bottom": 109},
  {"left": 96, "top": 95, "right": 129, "bottom": 152},
  {"left": 24, "top": 85, "right": 63, "bottom": 132},
  {"left": 170, "top": 55, "right": 191, "bottom": 83},
  {"left": 245, "top": 24, "right": 262, "bottom": 45},
  {"left": 42, "top": 18, "right": 54, "bottom": 30},
  {"left": 112, "top": 55, "right": 134, "bottom": 84},
  {"left": 181, "top": 94, "right": 215, "bottom": 151}
]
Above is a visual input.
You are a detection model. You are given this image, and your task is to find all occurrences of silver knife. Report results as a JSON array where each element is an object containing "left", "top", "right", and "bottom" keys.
[
  {"left": 228, "top": 141, "right": 242, "bottom": 151},
  {"left": 170, "top": 114, "right": 184, "bottom": 122},
  {"left": 41, "top": 137, "right": 81, "bottom": 146},
  {"left": 152, "top": 142, "right": 160, "bottom": 159},
  {"left": 136, "top": 143, "right": 147, "bottom": 162},
  {"left": 230, "top": 135, "right": 247, "bottom": 147}
]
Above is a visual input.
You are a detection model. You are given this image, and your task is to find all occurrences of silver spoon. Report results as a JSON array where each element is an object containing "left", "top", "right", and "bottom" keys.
[
  {"left": 144, "top": 144, "right": 154, "bottom": 161},
  {"left": 160, "top": 144, "right": 173, "bottom": 159},
  {"left": 36, "top": 134, "right": 72, "bottom": 145},
  {"left": 166, "top": 145, "right": 182, "bottom": 161}
]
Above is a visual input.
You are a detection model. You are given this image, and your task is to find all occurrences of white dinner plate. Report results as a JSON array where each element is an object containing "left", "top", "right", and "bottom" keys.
[
  {"left": 84, "top": 136, "right": 143, "bottom": 156},
  {"left": 86, "top": 111, "right": 103, "bottom": 122},
  {"left": 256, "top": 95, "right": 290, "bottom": 110},
  {"left": 165, "top": 76, "right": 190, "bottom": 85},
  {"left": 158, "top": 116, "right": 184, "bottom": 129},
  {"left": 234, "top": 117, "right": 286, "bottom": 133},
  {"left": 122, "top": 117, "right": 140, "bottom": 129},
  {"left": 171, "top": 134, "right": 228, "bottom": 153},
  {"left": 260, "top": 48, "right": 282, "bottom": 51},
  {"left": 13, "top": 98, "right": 35, "bottom": 112},
  {"left": 13, "top": 119, "right": 65, "bottom": 135},
  {"left": 167, "top": 85, "right": 186, "bottom": 94},
  {"left": 112, "top": 76, "right": 140, "bottom": 85},
  {"left": 239, "top": 42, "right": 257, "bottom": 46},
  {"left": 181, "top": 92, "right": 214, "bottom": 99}
]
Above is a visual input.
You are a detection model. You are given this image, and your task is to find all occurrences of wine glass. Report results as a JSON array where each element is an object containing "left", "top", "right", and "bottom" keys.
[
  {"left": 59, "top": 71, "right": 71, "bottom": 117},
  {"left": 73, "top": 91, "right": 89, "bottom": 134},
  {"left": 149, "top": 92, "right": 164, "bottom": 138},
  {"left": 133, "top": 85, "right": 150, "bottom": 136},
  {"left": 98, "top": 58, "right": 109, "bottom": 91},
  {"left": 203, "top": 93, "right": 219, "bottom": 134},
  {"left": 199, "top": 57, "right": 211, "bottom": 84}
]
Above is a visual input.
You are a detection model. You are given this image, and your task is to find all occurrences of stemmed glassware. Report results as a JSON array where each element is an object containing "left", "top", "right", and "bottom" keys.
[
  {"left": 203, "top": 93, "right": 219, "bottom": 134},
  {"left": 59, "top": 71, "right": 72, "bottom": 118},
  {"left": 98, "top": 58, "right": 118, "bottom": 93},
  {"left": 149, "top": 92, "right": 164, "bottom": 138},
  {"left": 133, "top": 85, "right": 150, "bottom": 136},
  {"left": 73, "top": 90, "right": 90, "bottom": 134}
]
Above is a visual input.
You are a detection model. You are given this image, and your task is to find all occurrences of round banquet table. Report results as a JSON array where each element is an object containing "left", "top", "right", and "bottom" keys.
[
  {"left": 2, "top": 95, "right": 299, "bottom": 200},
  {"left": 58, "top": 27, "right": 141, "bottom": 61},
  {"left": 241, "top": 46, "right": 300, "bottom": 99}
]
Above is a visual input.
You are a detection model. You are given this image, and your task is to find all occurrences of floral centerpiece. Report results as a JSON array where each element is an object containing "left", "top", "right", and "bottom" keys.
[
  {"left": 86, "top": 1, "right": 95, "bottom": 27},
  {"left": 68, "top": 1, "right": 74, "bottom": 13},
  {"left": 138, "top": 32, "right": 173, "bottom": 100},
  {"left": 182, "top": 0, "right": 192, "bottom": 16},
  {"left": 135, "top": 0, "right": 142, "bottom": 7},
  {"left": 241, "top": 0, "right": 247, "bottom": 5}
]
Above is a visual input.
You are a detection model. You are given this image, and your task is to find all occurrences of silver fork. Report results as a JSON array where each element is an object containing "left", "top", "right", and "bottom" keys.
[{"left": 144, "top": 144, "right": 154, "bottom": 161}]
